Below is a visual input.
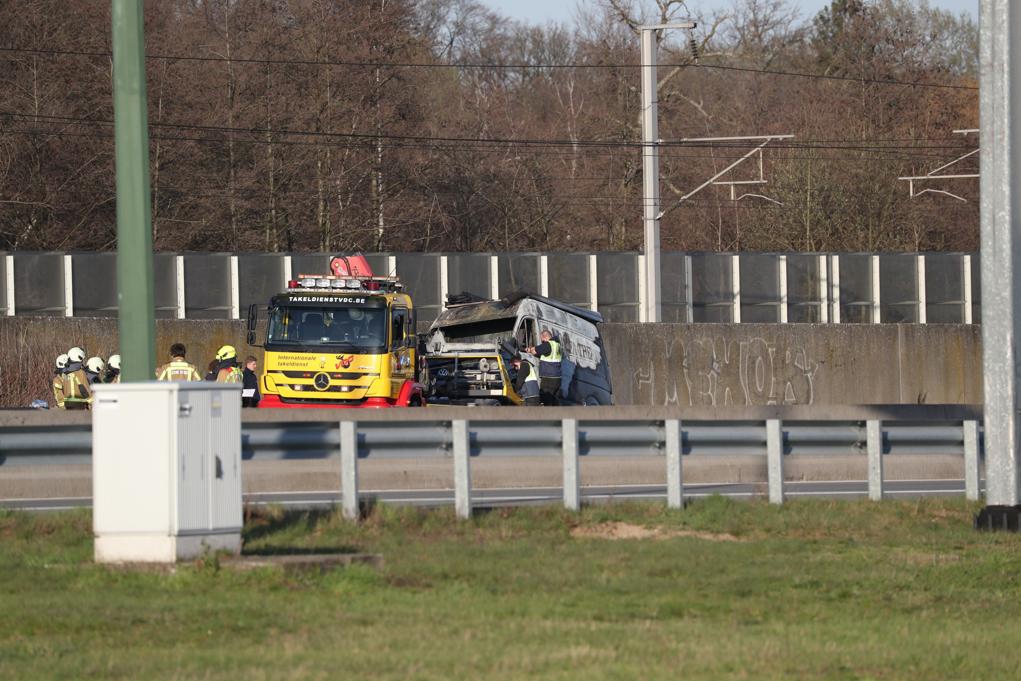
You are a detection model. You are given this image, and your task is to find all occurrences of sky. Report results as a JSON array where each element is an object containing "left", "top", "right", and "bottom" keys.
[{"left": 479, "top": 0, "right": 979, "bottom": 27}]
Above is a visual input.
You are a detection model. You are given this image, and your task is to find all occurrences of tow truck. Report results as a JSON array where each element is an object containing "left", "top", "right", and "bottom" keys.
[{"left": 246, "top": 255, "right": 426, "bottom": 408}]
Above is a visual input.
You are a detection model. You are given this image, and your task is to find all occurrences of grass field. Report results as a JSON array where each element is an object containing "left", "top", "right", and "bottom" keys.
[{"left": 3, "top": 497, "right": 1021, "bottom": 680}]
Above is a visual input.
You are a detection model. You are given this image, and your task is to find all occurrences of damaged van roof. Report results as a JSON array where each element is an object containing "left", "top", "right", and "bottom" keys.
[{"left": 432, "top": 292, "right": 603, "bottom": 328}]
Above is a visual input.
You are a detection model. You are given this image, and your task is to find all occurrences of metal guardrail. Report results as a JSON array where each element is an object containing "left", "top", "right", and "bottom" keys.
[{"left": 0, "top": 405, "right": 984, "bottom": 515}]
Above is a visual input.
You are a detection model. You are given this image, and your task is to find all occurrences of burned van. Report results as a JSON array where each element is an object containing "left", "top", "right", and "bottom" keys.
[{"left": 421, "top": 293, "right": 613, "bottom": 406}]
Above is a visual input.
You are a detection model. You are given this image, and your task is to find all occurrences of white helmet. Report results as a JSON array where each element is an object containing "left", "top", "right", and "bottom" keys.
[
  {"left": 108, "top": 354, "right": 121, "bottom": 370},
  {"left": 67, "top": 347, "right": 86, "bottom": 363},
  {"left": 55, "top": 354, "right": 69, "bottom": 370},
  {"left": 86, "top": 356, "right": 106, "bottom": 374}
]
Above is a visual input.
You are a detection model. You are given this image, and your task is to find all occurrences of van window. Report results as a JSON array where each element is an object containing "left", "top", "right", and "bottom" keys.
[{"left": 515, "top": 317, "right": 538, "bottom": 349}]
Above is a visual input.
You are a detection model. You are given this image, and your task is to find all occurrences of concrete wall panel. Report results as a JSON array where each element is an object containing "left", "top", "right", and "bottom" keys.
[
  {"left": 183, "top": 253, "right": 231, "bottom": 319},
  {"left": 154, "top": 254, "right": 179, "bottom": 319},
  {"left": 71, "top": 253, "right": 118, "bottom": 317},
  {"left": 498, "top": 253, "right": 540, "bottom": 296},
  {"left": 0, "top": 318, "right": 982, "bottom": 408},
  {"left": 600, "top": 323, "right": 981, "bottom": 407},
  {"left": 596, "top": 252, "right": 639, "bottom": 322},
  {"left": 396, "top": 254, "right": 441, "bottom": 324},
  {"left": 13, "top": 252, "right": 65, "bottom": 316},
  {"left": 547, "top": 254, "right": 590, "bottom": 308},
  {"left": 661, "top": 252, "right": 688, "bottom": 323},
  {"left": 446, "top": 253, "right": 490, "bottom": 299},
  {"left": 238, "top": 254, "right": 284, "bottom": 314}
]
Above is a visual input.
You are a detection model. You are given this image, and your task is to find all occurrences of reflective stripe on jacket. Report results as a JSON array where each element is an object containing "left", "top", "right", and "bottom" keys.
[
  {"left": 216, "top": 366, "right": 243, "bottom": 384},
  {"left": 521, "top": 362, "right": 540, "bottom": 399},
  {"left": 51, "top": 375, "right": 65, "bottom": 409},
  {"left": 539, "top": 339, "right": 562, "bottom": 377},
  {"left": 156, "top": 359, "right": 202, "bottom": 382},
  {"left": 61, "top": 369, "right": 92, "bottom": 409}
]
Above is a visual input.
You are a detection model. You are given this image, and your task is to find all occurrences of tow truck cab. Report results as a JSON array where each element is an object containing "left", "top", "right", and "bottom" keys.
[
  {"left": 250, "top": 275, "right": 422, "bottom": 408},
  {"left": 422, "top": 293, "right": 613, "bottom": 406}
]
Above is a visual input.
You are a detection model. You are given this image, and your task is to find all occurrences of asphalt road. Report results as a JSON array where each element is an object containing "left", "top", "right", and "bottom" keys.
[{"left": 1, "top": 479, "right": 975, "bottom": 512}]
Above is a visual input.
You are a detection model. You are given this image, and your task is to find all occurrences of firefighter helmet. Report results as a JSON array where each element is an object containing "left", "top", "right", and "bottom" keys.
[
  {"left": 215, "top": 345, "right": 237, "bottom": 361},
  {"left": 55, "top": 354, "right": 69, "bottom": 370},
  {"left": 108, "top": 354, "right": 121, "bottom": 370},
  {"left": 86, "top": 356, "right": 106, "bottom": 374},
  {"left": 67, "top": 347, "right": 86, "bottom": 363}
]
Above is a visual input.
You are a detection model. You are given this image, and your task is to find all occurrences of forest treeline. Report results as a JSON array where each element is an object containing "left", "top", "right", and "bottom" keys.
[{"left": 0, "top": 0, "right": 979, "bottom": 254}]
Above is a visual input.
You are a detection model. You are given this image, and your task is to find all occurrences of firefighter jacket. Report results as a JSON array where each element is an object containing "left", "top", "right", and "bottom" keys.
[
  {"left": 51, "top": 373, "right": 65, "bottom": 409},
  {"left": 214, "top": 359, "right": 243, "bottom": 384},
  {"left": 61, "top": 364, "right": 93, "bottom": 409},
  {"left": 156, "top": 358, "right": 202, "bottom": 382}
]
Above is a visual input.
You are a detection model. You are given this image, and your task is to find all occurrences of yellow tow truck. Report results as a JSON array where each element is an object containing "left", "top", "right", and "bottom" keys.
[{"left": 246, "top": 256, "right": 425, "bottom": 408}]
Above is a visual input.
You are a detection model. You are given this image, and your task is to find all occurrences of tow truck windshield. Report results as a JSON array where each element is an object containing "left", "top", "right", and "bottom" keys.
[{"left": 267, "top": 305, "right": 388, "bottom": 353}]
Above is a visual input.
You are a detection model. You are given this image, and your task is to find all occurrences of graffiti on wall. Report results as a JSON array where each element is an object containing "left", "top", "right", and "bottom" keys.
[{"left": 633, "top": 335, "right": 819, "bottom": 406}]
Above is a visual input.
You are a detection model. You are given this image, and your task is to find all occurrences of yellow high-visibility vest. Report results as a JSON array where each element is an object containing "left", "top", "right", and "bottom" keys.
[{"left": 156, "top": 359, "right": 202, "bottom": 382}]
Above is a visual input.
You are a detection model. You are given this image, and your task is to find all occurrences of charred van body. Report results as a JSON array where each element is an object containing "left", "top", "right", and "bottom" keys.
[{"left": 421, "top": 292, "right": 613, "bottom": 406}]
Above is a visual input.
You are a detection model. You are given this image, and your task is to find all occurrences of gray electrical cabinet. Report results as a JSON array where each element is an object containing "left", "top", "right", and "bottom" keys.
[{"left": 92, "top": 383, "right": 243, "bottom": 563}]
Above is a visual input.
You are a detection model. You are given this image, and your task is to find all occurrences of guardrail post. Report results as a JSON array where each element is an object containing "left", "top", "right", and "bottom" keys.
[
  {"left": 563, "top": 419, "right": 580, "bottom": 511},
  {"left": 964, "top": 420, "right": 980, "bottom": 501},
  {"left": 867, "top": 420, "right": 883, "bottom": 501},
  {"left": 340, "top": 420, "right": 359, "bottom": 521},
  {"left": 766, "top": 419, "right": 784, "bottom": 504},
  {"left": 665, "top": 419, "right": 683, "bottom": 509},
  {"left": 452, "top": 420, "right": 472, "bottom": 519}
]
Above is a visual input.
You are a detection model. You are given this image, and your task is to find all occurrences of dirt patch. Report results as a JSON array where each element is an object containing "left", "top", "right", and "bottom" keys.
[
  {"left": 571, "top": 522, "right": 742, "bottom": 542},
  {"left": 896, "top": 550, "right": 962, "bottom": 566}
]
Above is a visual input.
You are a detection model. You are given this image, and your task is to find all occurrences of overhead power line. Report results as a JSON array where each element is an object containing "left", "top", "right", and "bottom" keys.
[
  {"left": 0, "top": 45, "right": 978, "bottom": 92},
  {"left": 0, "top": 110, "right": 978, "bottom": 154},
  {"left": 0, "top": 125, "right": 973, "bottom": 165}
]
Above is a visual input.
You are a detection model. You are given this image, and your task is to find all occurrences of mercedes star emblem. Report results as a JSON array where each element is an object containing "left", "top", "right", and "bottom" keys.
[{"left": 313, "top": 372, "right": 331, "bottom": 391}]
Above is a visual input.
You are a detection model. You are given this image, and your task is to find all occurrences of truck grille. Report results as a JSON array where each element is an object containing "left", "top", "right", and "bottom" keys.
[{"left": 426, "top": 356, "right": 504, "bottom": 398}]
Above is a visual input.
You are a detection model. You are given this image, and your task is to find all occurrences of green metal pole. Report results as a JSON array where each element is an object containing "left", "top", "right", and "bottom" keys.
[{"left": 112, "top": 0, "right": 155, "bottom": 381}]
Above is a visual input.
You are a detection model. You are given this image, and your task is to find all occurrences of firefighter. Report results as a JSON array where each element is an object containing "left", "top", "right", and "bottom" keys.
[
  {"left": 52, "top": 354, "right": 69, "bottom": 409},
  {"left": 85, "top": 356, "right": 106, "bottom": 385},
  {"left": 104, "top": 354, "right": 121, "bottom": 383},
  {"left": 62, "top": 346, "right": 93, "bottom": 409},
  {"left": 527, "top": 329, "right": 562, "bottom": 406},
  {"left": 212, "top": 345, "right": 243, "bottom": 383},
  {"left": 510, "top": 356, "right": 540, "bottom": 406},
  {"left": 155, "top": 343, "right": 202, "bottom": 381}
]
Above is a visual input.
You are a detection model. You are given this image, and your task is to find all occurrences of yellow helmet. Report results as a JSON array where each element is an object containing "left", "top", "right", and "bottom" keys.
[{"left": 215, "top": 345, "right": 237, "bottom": 361}]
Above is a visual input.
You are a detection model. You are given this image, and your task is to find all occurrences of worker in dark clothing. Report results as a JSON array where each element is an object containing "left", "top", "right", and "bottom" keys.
[
  {"left": 527, "top": 329, "right": 562, "bottom": 406},
  {"left": 242, "top": 355, "right": 261, "bottom": 407},
  {"left": 510, "top": 356, "right": 540, "bottom": 406}
]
